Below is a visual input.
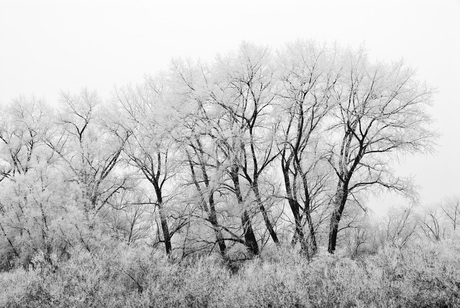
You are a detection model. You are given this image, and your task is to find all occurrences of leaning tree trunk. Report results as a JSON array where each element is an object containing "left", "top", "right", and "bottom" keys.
[
  {"left": 154, "top": 188, "right": 172, "bottom": 255},
  {"left": 208, "top": 193, "right": 227, "bottom": 255},
  {"left": 186, "top": 149, "right": 227, "bottom": 256},
  {"left": 252, "top": 180, "right": 279, "bottom": 244},
  {"left": 328, "top": 181, "right": 348, "bottom": 253},
  {"left": 158, "top": 204, "right": 172, "bottom": 255}
]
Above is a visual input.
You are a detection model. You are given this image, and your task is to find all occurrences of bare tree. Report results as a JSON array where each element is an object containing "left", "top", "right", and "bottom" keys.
[
  {"left": 215, "top": 43, "right": 280, "bottom": 246},
  {"left": 277, "top": 41, "right": 338, "bottom": 256},
  {"left": 170, "top": 44, "right": 282, "bottom": 256},
  {"left": 45, "top": 89, "right": 131, "bottom": 240},
  {"left": 420, "top": 208, "right": 445, "bottom": 242},
  {"left": 170, "top": 58, "right": 257, "bottom": 256},
  {"left": 326, "top": 49, "right": 435, "bottom": 253},
  {"left": 381, "top": 205, "right": 419, "bottom": 248},
  {"left": 441, "top": 196, "right": 460, "bottom": 233},
  {"left": 0, "top": 97, "right": 51, "bottom": 179},
  {"left": 0, "top": 97, "right": 73, "bottom": 266},
  {"left": 113, "top": 80, "right": 185, "bottom": 256}
]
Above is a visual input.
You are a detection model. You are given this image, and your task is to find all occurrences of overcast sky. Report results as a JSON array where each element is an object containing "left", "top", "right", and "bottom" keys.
[{"left": 0, "top": 0, "right": 459, "bottom": 212}]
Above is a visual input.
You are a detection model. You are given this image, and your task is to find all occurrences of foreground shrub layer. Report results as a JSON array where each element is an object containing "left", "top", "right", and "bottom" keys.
[{"left": 1, "top": 240, "right": 459, "bottom": 308}]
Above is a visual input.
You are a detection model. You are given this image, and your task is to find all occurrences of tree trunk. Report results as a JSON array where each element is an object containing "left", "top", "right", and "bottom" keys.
[
  {"left": 253, "top": 181, "right": 279, "bottom": 244},
  {"left": 0, "top": 222, "right": 20, "bottom": 259},
  {"left": 158, "top": 203, "right": 172, "bottom": 255},
  {"left": 231, "top": 165, "right": 259, "bottom": 256},
  {"left": 208, "top": 193, "right": 227, "bottom": 256},
  {"left": 281, "top": 160, "right": 310, "bottom": 256},
  {"left": 305, "top": 210, "right": 317, "bottom": 255},
  {"left": 186, "top": 151, "right": 227, "bottom": 256},
  {"left": 297, "top": 159, "right": 318, "bottom": 256},
  {"left": 288, "top": 198, "right": 308, "bottom": 251},
  {"left": 155, "top": 187, "right": 172, "bottom": 255},
  {"left": 328, "top": 182, "right": 348, "bottom": 253}
]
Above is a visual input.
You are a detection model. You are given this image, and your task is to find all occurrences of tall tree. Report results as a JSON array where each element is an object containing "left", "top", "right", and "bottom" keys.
[
  {"left": 277, "top": 41, "right": 338, "bottom": 256},
  {"left": 326, "top": 49, "right": 435, "bottom": 253},
  {"left": 171, "top": 59, "right": 248, "bottom": 256},
  {"left": 45, "top": 89, "right": 131, "bottom": 238},
  {"left": 212, "top": 43, "right": 280, "bottom": 246},
  {"left": 0, "top": 97, "right": 77, "bottom": 267},
  {"left": 113, "top": 79, "right": 184, "bottom": 256}
]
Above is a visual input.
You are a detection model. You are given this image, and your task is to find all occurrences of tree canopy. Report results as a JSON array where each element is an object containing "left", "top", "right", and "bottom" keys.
[{"left": 0, "top": 41, "right": 436, "bottom": 266}]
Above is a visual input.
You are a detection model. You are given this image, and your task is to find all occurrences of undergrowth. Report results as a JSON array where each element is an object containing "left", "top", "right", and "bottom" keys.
[{"left": 1, "top": 239, "right": 459, "bottom": 308}]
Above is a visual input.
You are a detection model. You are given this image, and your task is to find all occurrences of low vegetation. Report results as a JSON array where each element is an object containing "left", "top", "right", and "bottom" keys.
[{"left": 0, "top": 235, "right": 458, "bottom": 308}]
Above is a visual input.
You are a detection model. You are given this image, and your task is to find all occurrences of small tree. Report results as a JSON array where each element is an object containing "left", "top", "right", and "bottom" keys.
[{"left": 441, "top": 196, "right": 460, "bottom": 233}]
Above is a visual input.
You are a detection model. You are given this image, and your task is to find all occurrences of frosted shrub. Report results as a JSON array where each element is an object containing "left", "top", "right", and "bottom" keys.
[
  {"left": 139, "top": 256, "right": 230, "bottom": 308},
  {"left": 368, "top": 240, "right": 460, "bottom": 307},
  {"left": 305, "top": 253, "right": 376, "bottom": 307},
  {"left": 393, "top": 241, "right": 459, "bottom": 307},
  {"left": 0, "top": 268, "right": 41, "bottom": 307},
  {"left": 216, "top": 258, "right": 304, "bottom": 308},
  {"left": 1, "top": 238, "right": 459, "bottom": 307},
  {"left": 179, "top": 259, "right": 231, "bottom": 308}
]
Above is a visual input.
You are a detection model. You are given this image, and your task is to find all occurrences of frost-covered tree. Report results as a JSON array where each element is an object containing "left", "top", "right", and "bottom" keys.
[
  {"left": 112, "top": 78, "right": 187, "bottom": 256},
  {"left": 277, "top": 41, "right": 339, "bottom": 256},
  {"left": 326, "top": 49, "right": 435, "bottom": 253}
]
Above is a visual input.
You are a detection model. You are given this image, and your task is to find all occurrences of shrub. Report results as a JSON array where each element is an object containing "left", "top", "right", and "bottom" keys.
[{"left": 1, "top": 238, "right": 459, "bottom": 307}]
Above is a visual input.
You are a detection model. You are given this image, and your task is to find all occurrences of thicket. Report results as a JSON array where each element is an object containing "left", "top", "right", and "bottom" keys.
[{"left": 0, "top": 237, "right": 459, "bottom": 308}]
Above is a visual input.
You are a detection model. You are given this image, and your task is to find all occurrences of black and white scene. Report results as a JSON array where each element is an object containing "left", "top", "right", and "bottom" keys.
[{"left": 0, "top": 0, "right": 459, "bottom": 307}]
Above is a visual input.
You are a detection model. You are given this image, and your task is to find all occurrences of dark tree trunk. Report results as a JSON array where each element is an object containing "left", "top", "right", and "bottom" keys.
[
  {"left": 253, "top": 182, "right": 279, "bottom": 244},
  {"left": 328, "top": 182, "right": 348, "bottom": 253},
  {"left": 305, "top": 210, "right": 317, "bottom": 254},
  {"left": 282, "top": 159, "right": 316, "bottom": 255},
  {"left": 288, "top": 198, "right": 308, "bottom": 251},
  {"left": 158, "top": 202, "right": 172, "bottom": 255},
  {"left": 186, "top": 150, "right": 227, "bottom": 256},
  {"left": 154, "top": 187, "right": 172, "bottom": 255},
  {"left": 208, "top": 193, "right": 227, "bottom": 255},
  {"left": 231, "top": 165, "right": 259, "bottom": 256},
  {"left": 241, "top": 210, "right": 259, "bottom": 255}
]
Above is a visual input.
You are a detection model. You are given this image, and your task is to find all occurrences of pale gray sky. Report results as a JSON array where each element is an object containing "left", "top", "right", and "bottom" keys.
[{"left": 1, "top": 0, "right": 459, "bottom": 211}]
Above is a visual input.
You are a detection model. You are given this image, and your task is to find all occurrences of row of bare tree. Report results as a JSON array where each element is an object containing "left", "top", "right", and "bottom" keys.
[{"left": 0, "top": 41, "right": 436, "bottom": 266}]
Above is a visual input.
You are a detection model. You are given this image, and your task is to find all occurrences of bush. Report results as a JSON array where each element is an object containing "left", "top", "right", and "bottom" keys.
[{"left": 1, "top": 238, "right": 459, "bottom": 307}]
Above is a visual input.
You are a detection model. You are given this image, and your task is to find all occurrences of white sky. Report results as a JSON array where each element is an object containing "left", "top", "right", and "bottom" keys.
[{"left": 1, "top": 0, "right": 459, "bottom": 212}]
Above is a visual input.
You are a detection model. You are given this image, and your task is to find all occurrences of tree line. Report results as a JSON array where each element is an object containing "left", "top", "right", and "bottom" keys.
[{"left": 0, "top": 41, "right": 436, "bottom": 268}]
